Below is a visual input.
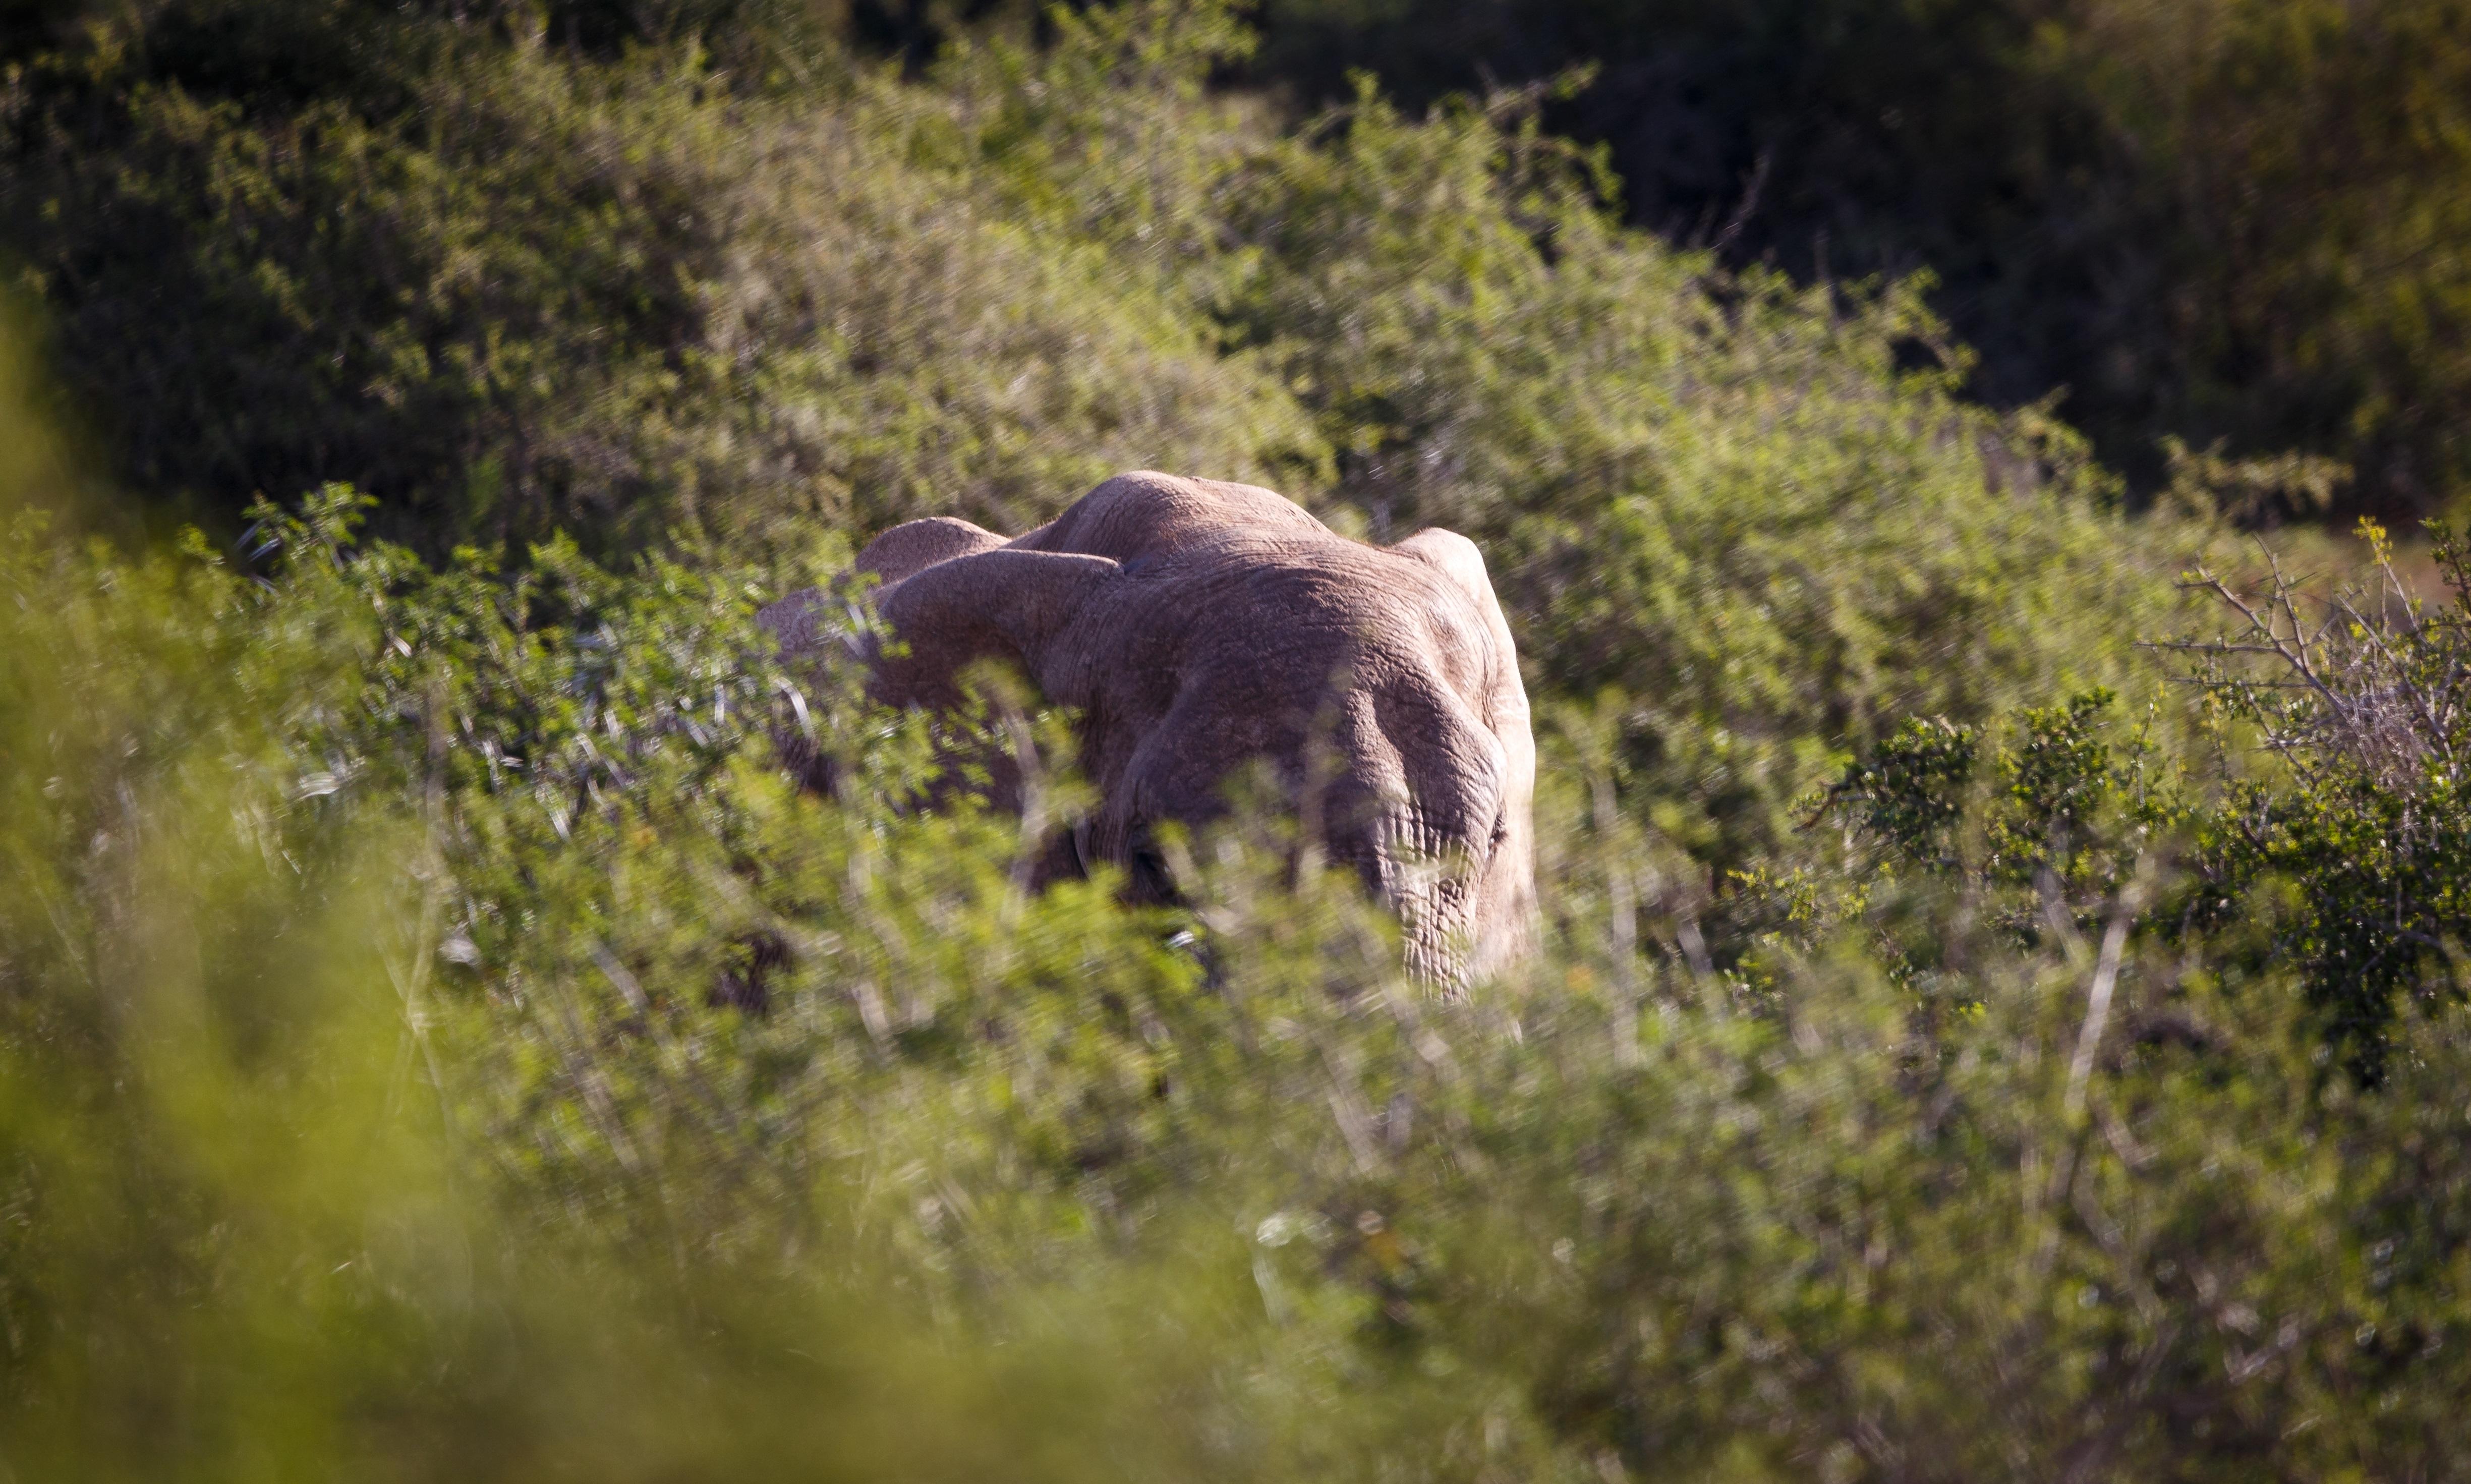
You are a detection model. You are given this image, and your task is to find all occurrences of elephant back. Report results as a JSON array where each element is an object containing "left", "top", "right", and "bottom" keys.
[{"left": 1014, "top": 470, "right": 1329, "bottom": 566}]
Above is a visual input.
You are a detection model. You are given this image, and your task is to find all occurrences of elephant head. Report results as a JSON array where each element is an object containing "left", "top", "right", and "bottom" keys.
[{"left": 763, "top": 472, "right": 1537, "bottom": 987}]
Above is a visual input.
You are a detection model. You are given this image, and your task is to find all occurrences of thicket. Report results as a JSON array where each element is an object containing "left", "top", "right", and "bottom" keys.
[
  {"left": 8, "top": 3, "right": 2471, "bottom": 1478},
  {"left": 1, "top": 0, "right": 2183, "bottom": 861},
  {"left": 1252, "top": 0, "right": 2471, "bottom": 522},
  {"left": 16, "top": 2, "right": 2469, "bottom": 520}
]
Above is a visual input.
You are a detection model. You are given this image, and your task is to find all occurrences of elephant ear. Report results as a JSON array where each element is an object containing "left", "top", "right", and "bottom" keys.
[
  {"left": 855, "top": 516, "right": 1007, "bottom": 586},
  {"left": 1396, "top": 528, "right": 1520, "bottom": 643},
  {"left": 757, "top": 585, "right": 845, "bottom": 660},
  {"left": 1392, "top": 528, "right": 1498, "bottom": 610},
  {"left": 1392, "top": 526, "right": 1528, "bottom": 728},
  {"left": 871, "top": 547, "right": 1119, "bottom": 709},
  {"left": 759, "top": 518, "right": 1011, "bottom": 660}
]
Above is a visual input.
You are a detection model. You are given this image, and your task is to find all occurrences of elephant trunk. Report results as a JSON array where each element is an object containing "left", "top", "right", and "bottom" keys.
[
  {"left": 1345, "top": 687, "right": 1511, "bottom": 992},
  {"left": 1374, "top": 803, "right": 1487, "bottom": 989}
]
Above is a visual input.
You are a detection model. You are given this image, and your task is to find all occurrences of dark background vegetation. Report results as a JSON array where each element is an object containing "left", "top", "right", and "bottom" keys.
[
  {"left": 10, "top": 2, "right": 2471, "bottom": 1478},
  {"left": 1246, "top": 0, "right": 2471, "bottom": 517},
  {"left": 11, "top": 0, "right": 2471, "bottom": 525}
]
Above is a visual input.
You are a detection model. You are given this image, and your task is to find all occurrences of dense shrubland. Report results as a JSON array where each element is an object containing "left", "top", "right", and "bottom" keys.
[
  {"left": 8, "top": 3, "right": 2471, "bottom": 1478},
  {"left": 15, "top": 0, "right": 2471, "bottom": 520},
  {"left": 1250, "top": 0, "right": 2471, "bottom": 522},
  {"left": 1, "top": 0, "right": 2177, "bottom": 861}
]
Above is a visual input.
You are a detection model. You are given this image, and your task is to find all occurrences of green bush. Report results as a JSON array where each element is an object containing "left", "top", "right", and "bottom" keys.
[
  {"left": 1250, "top": 0, "right": 2471, "bottom": 522},
  {"left": 1820, "top": 522, "right": 2471, "bottom": 1086},
  {"left": 1187, "top": 79, "right": 2177, "bottom": 872},
  {"left": 36, "top": 0, "right": 2468, "bottom": 522},
  {"left": 2, "top": 12, "right": 1318, "bottom": 551},
  {"left": 2168, "top": 523, "right": 2471, "bottom": 1080}
]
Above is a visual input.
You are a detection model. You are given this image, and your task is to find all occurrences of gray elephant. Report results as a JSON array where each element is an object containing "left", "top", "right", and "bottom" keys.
[{"left": 762, "top": 471, "right": 1536, "bottom": 986}]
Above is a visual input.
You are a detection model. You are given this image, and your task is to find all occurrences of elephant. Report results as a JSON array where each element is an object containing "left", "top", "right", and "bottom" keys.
[{"left": 760, "top": 471, "right": 1536, "bottom": 987}]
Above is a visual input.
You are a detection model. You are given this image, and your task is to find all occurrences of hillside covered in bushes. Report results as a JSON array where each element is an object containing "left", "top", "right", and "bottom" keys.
[
  {"left": 1250, "top": 0, "right": 2471, "bottom": 520},
  {"left": 20, "top": 0, "right": 2470, "bottom": 521},
  {"left": 8, "top": 3, "right": 2471, "bottom": 1478}
]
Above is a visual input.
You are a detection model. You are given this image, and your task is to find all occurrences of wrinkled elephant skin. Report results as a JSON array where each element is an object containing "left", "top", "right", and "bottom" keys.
[{"left": 762, "top": 472, "right": 1537, "bottom": 986}]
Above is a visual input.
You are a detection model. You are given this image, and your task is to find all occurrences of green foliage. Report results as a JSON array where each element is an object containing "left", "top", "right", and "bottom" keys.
[
  {"left": 1799, "top": 688, "right": 2176, "bottom": 1031},
  {"left": 14, "top": 474, "right": 2471, "bottom": 1476},
  {"left": 2168, "top": 524, "right": 2471, "bottom": 1080},
  {"left": 1823, "top": 525, "right": 2471, "bottom": 1085},
  {"left": 1, "top": 0, "right": 2207, "bottom": 872},
  {"left": 34, "top": 0, "right": 2469, "bottom": 523},
  {"left": 1826, "top": 715, "right": 1977, "bottom": 871},
  {"left": 13, "top": 5, "right": 2471, "bottom": 1477},
  {"left": 1981, "top": 690, "right": 2164, "bottom": 897},
  {"left": 2, "top": 12, "right": 1317, "bottom": 550},
  {"left": 1249, "top": 0, "right": 2471, "bottom": 521}
]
